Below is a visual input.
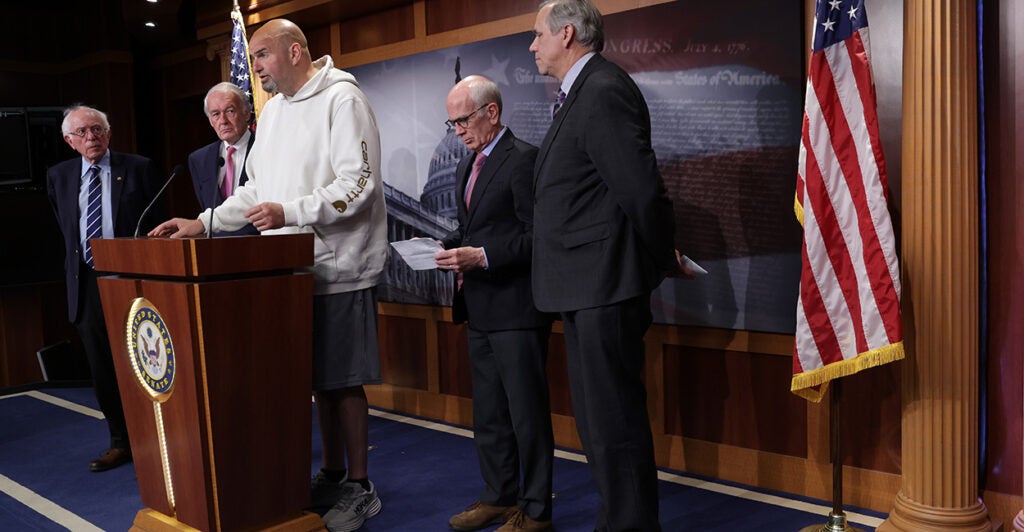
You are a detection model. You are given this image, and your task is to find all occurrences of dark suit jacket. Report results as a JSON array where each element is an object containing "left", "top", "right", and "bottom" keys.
[
  {"left": 46, "top": 151, "right": 167, "bottom": 322},
  {"left": 441, "top": 130, "right": 550, "bottom": 331},
  {"left": 532, "top": 54, "right": 676, "bottom": 313},
  {"left": 187, "top": 134, "right": 258, "bottom": 236}
]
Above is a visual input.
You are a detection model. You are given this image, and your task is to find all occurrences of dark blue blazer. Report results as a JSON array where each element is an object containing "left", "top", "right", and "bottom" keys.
[
  {"left": 187, "top": 134, "right": 258, "bottom": 236},
  {"left": 441, "top": 130, "right": 549, "bottom": 331},
  {"left": 46, "top": 151, "right": 166, "bottom": 322},
  {"left": 532, "top": 54, "right": 677, "bottom": 312}
]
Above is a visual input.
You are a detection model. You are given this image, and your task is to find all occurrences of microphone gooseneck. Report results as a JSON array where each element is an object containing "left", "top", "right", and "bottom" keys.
[{"left": 134, "top": 164, "right": 183, "bottom": 238}]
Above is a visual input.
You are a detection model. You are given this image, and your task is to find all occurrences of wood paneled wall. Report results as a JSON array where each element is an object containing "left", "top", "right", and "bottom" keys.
[
  {"left": 368, "top": 301, "right": 902, "bottom": 512},
  {"left": 338, "top": 5, "right": 417, "bottom": 54},
  {"left": 0, "top": 53, "right": 138, "bottom": 154},
  {"left": 0, "top": 282, "right": 72, "bottom": 387},
  {"left": 424, "top": 0, "right": 538, "bottom": 34}
]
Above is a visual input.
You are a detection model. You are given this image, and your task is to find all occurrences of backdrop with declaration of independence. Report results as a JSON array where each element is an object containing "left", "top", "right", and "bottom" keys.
[{"left": 356, "top": 1, "right": 804, "bottom": 333}]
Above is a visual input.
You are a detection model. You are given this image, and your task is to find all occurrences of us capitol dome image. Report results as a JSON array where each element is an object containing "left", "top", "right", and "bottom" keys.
[
  {"left": 378, "top": 64, "right": 472, "bottom": 306},
  {"left": 420, "top": 126, "right": 470, "bottom": 220}
]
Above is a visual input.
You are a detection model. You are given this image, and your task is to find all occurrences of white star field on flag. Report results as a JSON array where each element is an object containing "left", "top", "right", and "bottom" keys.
[{"left": 229, "top": 12, "right": 255, "bottom": 106}]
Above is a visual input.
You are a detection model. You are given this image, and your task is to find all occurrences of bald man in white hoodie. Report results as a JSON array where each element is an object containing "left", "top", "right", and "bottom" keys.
[{"left": 150, "top": 19, "right": 386, "bottom": 532}]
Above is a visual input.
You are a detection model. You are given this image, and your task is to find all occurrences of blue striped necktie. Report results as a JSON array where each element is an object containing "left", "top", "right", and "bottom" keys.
[{"left": 83, "top": 165, "right": 102, "bottom": 268}]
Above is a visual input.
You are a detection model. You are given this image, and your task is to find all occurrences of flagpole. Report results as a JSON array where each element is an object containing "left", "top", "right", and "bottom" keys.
[
  {"left": 794, "top": 0, "right": 900, "bottom": 526},
  {"left": 799, "top": 379, "right": 864, "bottom": 532}
]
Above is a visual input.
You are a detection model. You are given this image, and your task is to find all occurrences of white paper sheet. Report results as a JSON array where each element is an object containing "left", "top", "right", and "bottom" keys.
[
  {"left": 390, "top": 238, "right": 444, "bottom": 270},
  {"left": 680, "top": 255, "right": 708, "bottom": 275}
]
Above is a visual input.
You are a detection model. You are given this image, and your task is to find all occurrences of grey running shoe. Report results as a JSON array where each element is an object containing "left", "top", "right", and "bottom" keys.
[
  {"left": 310, "top": 470, "right": 347, "bottom": 509},
  {"left": 323, "top": 480, "right": 382, "bottom": 532}
]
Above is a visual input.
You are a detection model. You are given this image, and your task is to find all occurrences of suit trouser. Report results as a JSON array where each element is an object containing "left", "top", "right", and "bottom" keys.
[
  {"left": 468, "top": 325, "right": 554, "bottom": 521},
  {"left": 76, "top": 265, "right": 130, "bottom": 450},
  {"left": 561, "top": 293, "right": 660, "bottom": 532}
]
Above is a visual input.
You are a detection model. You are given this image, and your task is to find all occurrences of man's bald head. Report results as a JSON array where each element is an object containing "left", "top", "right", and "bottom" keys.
[
  {"left": 446, "top": 75, "right": 503, "bottom": 153},
  {"left": 251, "top": 19, "right": 309, "bottom": 52},
  {"left": 249, "top": 18, "right": 315, "bottom": 96}
]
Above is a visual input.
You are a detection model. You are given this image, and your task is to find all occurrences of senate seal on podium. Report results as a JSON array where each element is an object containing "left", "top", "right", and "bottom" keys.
[{"left": 125, "top": 298, "right": 176, "bottom": 402}]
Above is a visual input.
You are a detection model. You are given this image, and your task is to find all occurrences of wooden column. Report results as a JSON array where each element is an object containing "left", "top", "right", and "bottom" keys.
[{"left": 877, "top": 1, "right": 991, "bottom": 530}]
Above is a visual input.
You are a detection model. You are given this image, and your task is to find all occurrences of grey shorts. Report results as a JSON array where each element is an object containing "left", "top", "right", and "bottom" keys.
[{"left": 311, "top": 287, "right": 382, "bottom": 391}]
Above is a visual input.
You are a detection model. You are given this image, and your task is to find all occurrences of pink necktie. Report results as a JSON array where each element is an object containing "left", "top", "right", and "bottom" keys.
[
  {"left": 464, "top": 153, "right": 486, "bottom": 207},
  {"left": 221, "top": 145, "right": 236, "bottom": 199}
]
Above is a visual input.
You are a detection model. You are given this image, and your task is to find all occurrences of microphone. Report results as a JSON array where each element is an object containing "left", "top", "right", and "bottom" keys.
[
  {"left": 208, "top": 157, "right": 226, "bottom": 238},
  {"left": 134, "top": 164, "right": 183, "bottom": 238}
]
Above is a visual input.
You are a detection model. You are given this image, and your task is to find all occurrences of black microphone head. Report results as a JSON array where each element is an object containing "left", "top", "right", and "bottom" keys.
[
  {"left": 172, "top": 164, "right": 185, "bottom": 175},
  {"left": 217, "top": 157, "right": 225, "bottom": 167}
]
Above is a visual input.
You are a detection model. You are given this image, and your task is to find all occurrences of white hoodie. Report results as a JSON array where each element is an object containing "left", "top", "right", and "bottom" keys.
[{"left": 204, "top": 56, "right": 387, "bottom": 295}]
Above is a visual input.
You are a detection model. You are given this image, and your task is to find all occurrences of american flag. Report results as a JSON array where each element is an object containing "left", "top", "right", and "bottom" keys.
[
  {"left": 230, "top": 6, "right": 256, "bottom": 122},
  {"left": 791, "top": 0, "right": 903, "bottom": 402}
]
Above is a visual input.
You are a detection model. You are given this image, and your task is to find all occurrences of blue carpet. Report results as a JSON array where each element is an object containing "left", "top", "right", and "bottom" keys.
[{"left": 0, "top": 387, "right": 884, "bottom": 531}]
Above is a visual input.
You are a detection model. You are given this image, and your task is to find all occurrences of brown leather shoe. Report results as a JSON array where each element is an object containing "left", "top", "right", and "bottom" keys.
[
  {"left": 89, "top": 448, "right": 132, "bottom": 472},
  {"left": 449, "top": 501, "right": 515, "bottom": 531},
  {"left": 495, "top": 509, "right": 552, "bottom": 532}
]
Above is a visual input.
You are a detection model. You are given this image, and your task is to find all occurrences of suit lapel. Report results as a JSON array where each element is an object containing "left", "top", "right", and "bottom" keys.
[
  {"left": 202, "top": 143, "right": 221, "bottom": 203},
  {"left": 108, "top": 151, "right": 126, "bottom": 230},
  {"left": 534, "top": 54, "right": 605, "bottom": 186},
  {"left": 534, "top": 101, "right": 564, "bottom": 186},
  {"left": 454, "top": 156, "right": 472, "bottom": 222}
]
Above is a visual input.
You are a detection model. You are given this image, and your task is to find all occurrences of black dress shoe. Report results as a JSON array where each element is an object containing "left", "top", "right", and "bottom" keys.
[{"left": 89, "top": 448, "right": 132, "bottom": 472}]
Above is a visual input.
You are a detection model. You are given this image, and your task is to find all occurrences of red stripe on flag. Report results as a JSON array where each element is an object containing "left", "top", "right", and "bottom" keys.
[
  {"left": 805, "top": 52, "right": 869, "bottom": 356},
  {"left": 825, "top": 39, "right": 901, "bottom": 346},
  {"left": 847, "top": 31, "right": 890, "bottom": 193},
  {"left": 797, "top": 240, "right": 842, "bottom": 368},
  {"left": 846, "top": 32, "right": 903, "bottom": 345},
  {"left": 799, "top": 127, "right": 855, "bottom": 365}
]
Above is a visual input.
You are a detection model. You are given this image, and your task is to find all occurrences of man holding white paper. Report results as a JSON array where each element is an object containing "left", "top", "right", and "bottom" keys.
[
  {"left": 435, "top": 76, "right": 554, "bottom": 532},
  {"left": 390, "top": 238, "right": 443, "bottom": 270}
]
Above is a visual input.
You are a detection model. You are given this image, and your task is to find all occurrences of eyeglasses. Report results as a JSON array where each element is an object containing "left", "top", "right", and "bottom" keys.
[
  {"left": 445, "top": 104, "right": 488, "bottom": 129},
  {"left": 68, "top": 125, "right": 108, "bottom": 138}
]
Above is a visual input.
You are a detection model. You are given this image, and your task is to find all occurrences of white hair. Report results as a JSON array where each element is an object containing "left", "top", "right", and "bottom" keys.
[
  {"left": 61, "top": 105, "right": 110, "bottom": 135},
  {"left": 203, "top": 82, "right": 252, "bottom": 117}
]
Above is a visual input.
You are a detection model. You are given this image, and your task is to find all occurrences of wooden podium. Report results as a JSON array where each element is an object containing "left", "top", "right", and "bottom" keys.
[{"left": 91, "top": 234, "right": 325, "bottom": 532}]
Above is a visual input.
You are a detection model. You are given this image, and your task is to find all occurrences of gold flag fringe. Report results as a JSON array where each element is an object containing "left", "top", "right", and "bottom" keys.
[{"left": 791, "top": 341, "right": 904, "bottom": 402}]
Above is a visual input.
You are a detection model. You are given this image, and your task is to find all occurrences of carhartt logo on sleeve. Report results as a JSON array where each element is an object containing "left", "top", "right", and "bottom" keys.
[{"left": 343, "top": 140, "right": 372, "bottom": 206}]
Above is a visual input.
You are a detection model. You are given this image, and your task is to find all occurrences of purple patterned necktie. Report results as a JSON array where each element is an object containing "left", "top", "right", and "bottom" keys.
[{"left": 552, "top": 89, "right": 567, "bottom": 117}]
